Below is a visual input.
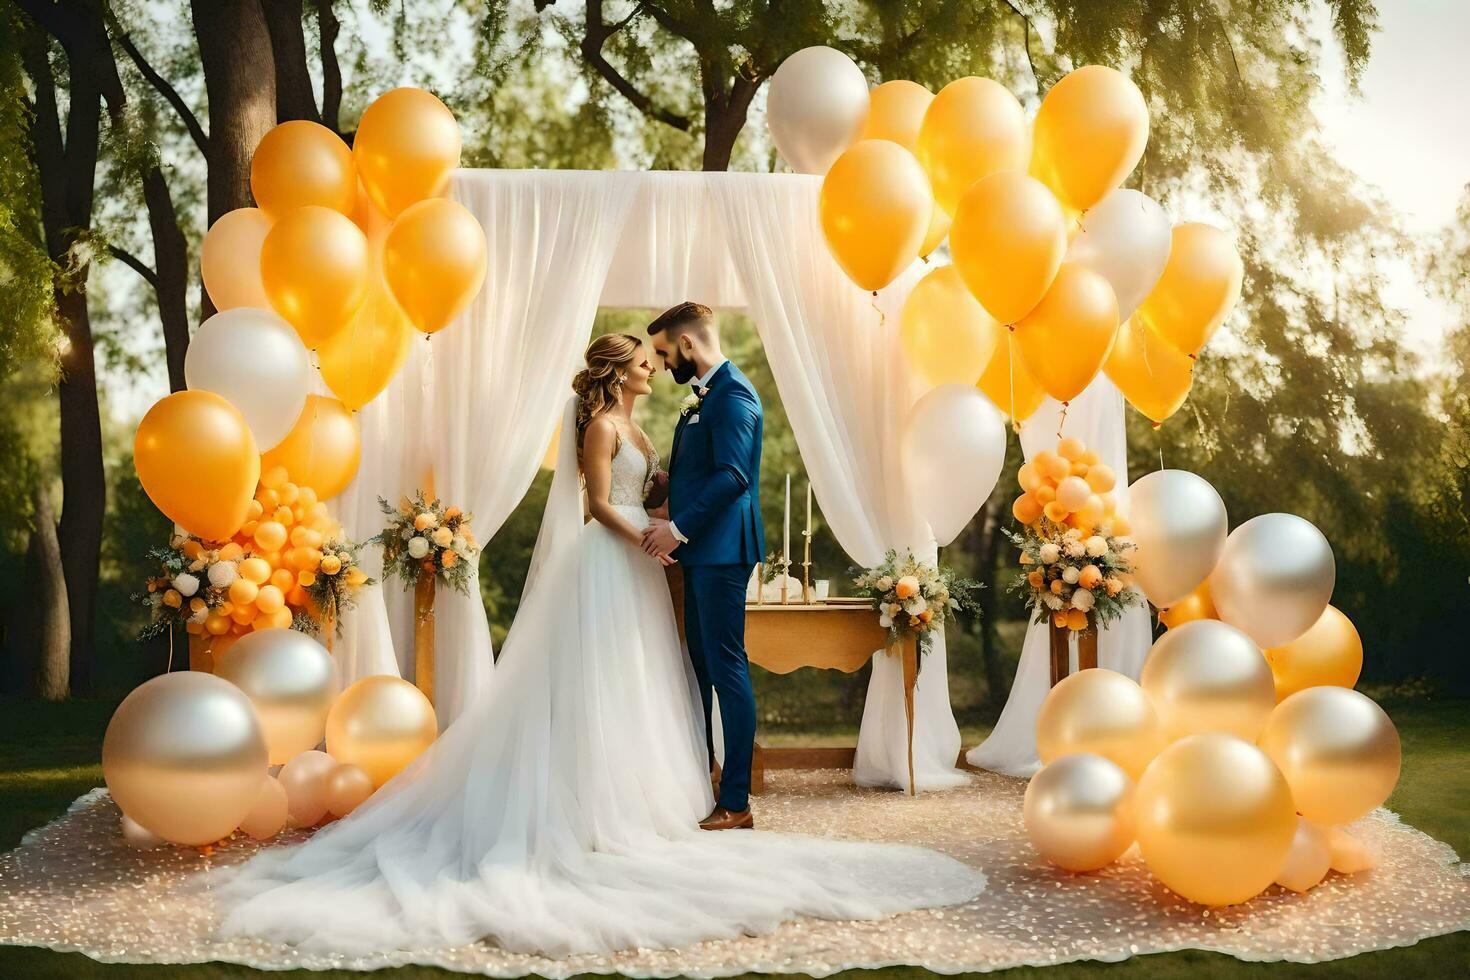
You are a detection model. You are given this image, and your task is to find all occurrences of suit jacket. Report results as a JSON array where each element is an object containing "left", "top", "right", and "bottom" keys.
[{"left": 668, "top": 361, "right": 765, "bottom": 567}]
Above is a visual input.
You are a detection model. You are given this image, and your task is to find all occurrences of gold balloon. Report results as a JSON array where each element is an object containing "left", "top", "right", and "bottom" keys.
[
  {"left": 135, "top": 390, "right": 260, "bottom": 542},
  {"left": 1264, "top": 604, "right": 1363, "bottom": 702},
  {"left": 1104, "top": 317, "right": 1194, "bottom": 424},
  {"left": 1257, "top": 686, "right": 1401, "bottom": 826},
  {"left": 102, "top": 672, "right": 268, "bottom": 846},
  {"left": 1036, "top": 668, "right": 1164, "bottom": 779},
  {"left": 201, "top": 208, "right": 273, "bottom": 311},
  {"left": 1325, "top": 825, "right": 1378, "bottom": 874},
  {"left": 1140, "top": 619, "right": 1276, "bottom": 742},
  {"left": 250, "top": 120, "right": 357, "bottom": 219},
  {"left": 1013, "top": 262, "right": 1119, "bottom": 403},
  {"left": 819, "top": 139, "right": 933, "bottom": 292},
  {"left": 326, "top": 763, "right": 376, "bottom": 817},
  {"left": 214, "top": 628, "right": 341, "bottom": 765},
  {"left": 383, "top": 198, "right": 488, "bottom": 334},
  {"left": 861, "top": 80, "right": 950, "bottom": 257},
  {"left": 1157, "top": 581, "right": 1218, "bottom": 630},
  {"left": 919, "top": 205, "right": 951, "bottom": 258},
  {"left": 1134, "top": 733, "right": 1297, "bottom": 906},
  {"left": 1029, "top": 65, "right": 1149, "bottom": 213},
  {"left": 120, "top": 813, "right": 166, "bottom": 850},
  {"left": 317, "top": 288, "right": 413, "bottom": 410},
  {"left": 279, "top": 749, "right": 337, "bottom": 827},
  {"left": 1024, "top": 753, "right": 1135, "bottom": 872},
  {"left": 261, "top": 205, "right": 371, "bottom": 348},
  {"left": 260, "top": 395, "right": 362, "bottom": 501},
  {"left": 1275, "top": 817, "right": 1331, "bottom": 893},
  {"left": 950, "top": 171, "right": 1067, "bottom": 325},
  {"left": 237, "top": 774, "right": 289, "bottom": 841},
  {"left": 326, "top": 676, "right": 438, "bottom": 788},
  {"left": 354, "top": 88, "right": 462, "bottom": 219},
  {"left": 916, "top": 76, "right": 1028, "bottom": 216},
  {"left": 900, "top": 265, "right": 1000, "bottom": 387},
  {"left": 977, "top": 332, "right": 1046, "bottom": 422},
  {"left": 1136, "top": 222, "right": 1243, "bottom": 357}
]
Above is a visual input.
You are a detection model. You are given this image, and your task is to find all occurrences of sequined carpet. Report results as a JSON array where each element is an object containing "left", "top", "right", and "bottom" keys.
[{"left": 1, "top": 769, "right": 1466, "bottom": 976}]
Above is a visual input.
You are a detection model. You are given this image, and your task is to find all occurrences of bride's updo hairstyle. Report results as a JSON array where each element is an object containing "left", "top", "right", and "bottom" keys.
[{"left": 572, "top": 333, "right": 642, "bottom": 461}]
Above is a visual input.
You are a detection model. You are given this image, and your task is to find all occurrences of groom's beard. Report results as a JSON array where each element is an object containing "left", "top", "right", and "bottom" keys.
[{"left": 669, "top": 358, "right": 697, "bottom": 384}]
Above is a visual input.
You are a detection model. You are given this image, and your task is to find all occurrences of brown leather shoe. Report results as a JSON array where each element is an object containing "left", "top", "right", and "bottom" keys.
[{"left": 699, "top": 806, "right": 754, "bottom": 831}]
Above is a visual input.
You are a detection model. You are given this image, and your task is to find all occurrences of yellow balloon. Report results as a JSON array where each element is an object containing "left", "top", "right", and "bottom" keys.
[
  {"left": 1013, "top": 262, "right": 1119, "bottom": 403},
  {"left": 135, "top": 390, "right": 260, "bottom": 542},
  {"left": 261, "top": 395, "right": 362, "bottom": 501},
  {"left": 317, "top": 288, "right": 413, "bottom": 410},
  {"left": 916, "top": 76, "right": 1028, "bottom": 216},
  {"left": 1024, "top": 753, "right": 1136, "bottom": 872},
  {"left": 201, "top": 208, "right": 273, "bottom": 311},
  {"left": 214, "top": 628, "right": 341, "bottom": 766},
  {"left": 1104, "top": 317, "right": 1194, "bottom": 424},
  {"left": 1136, "top": 222, "right": 1244, "bottom": 356},
  {"left": 325, "top": 763, "right": 376, "bottom": 817},
  {"left": 1264, "top": 605, "right": 1364, "bottom": 702},
  {"left": 326, "top": 676, "right": 438, "bottom": 787},
  {"left": 1134, "top": 733, "right": 1296, "bottom": 906},
  {"left": 102, "top": 672, "right": 268, "bottom": 846},
  {"left": 1036, "top": 668, "right": 1164, "bottom": 779},
  {"left": 250, "top": 120, "right": 357, "bottom": 219},
  {"left": 1029, "top": 65, "right": 1149, "bottom": 212},
  {"left": 900, "top": 265, "right": 1000, "bottom": 387},
  {"left": 1257, "top": 686, "right": 1400, "bottom": 826},
  {"left": 919, "top": 205, "right": 951, "bottom": 258},
  {"left": 819, "top": 139, "right": 933, "bottom": 292},
  {"left": 862, "top": 79, "right": 931, "bottom": 148},
  {"left": 977, "top": 332, "right": 1046, "bottom": 422},
  {"left": 950, "top": 171, "right": 1067, "bottom": 325},
  {"left": 383, "top": 198, "right": 488, "bottom": 334},
  {"left": 260, "top": 205, "right": 371, "bottom": 348},
  {"left": 1158, "top": 579, "right": 1217, "bottom": 629},
  {"left": 354, "top": 88, "right": 462, "bottom": 219},
  {"left": 1139, "top": 619, "right": 1276, "bottom": 742}
]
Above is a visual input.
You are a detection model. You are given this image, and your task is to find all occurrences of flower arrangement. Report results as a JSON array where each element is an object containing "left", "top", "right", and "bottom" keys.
[
  {"left": 850, "top": 549, "right": 979, "bottom": 656},
  {"left": 374, "top": 492, "right": 478, "bottom": 595},
  {"left": 132, "top": 536, "right": 233, "bottom": 641},
  {"left": 303, "top": 539, "right": 373, "bottom": 634},
  {"left": 1007, "top": 436, "right": 1143, "bottom": 631}
]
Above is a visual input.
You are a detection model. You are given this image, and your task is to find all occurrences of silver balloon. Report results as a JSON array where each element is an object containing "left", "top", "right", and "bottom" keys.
[
  {"left": 1140, "top": 619, "right": 1275, "bottom": 741},
  {"left": 214, "top": 628, "right": 341, "bottom": 765},
  {"left": 1210, "top": 513, "right": 1335, "bottom": 648},
  {"left": 903, "top": 385, "right": 1006, "bottom": 546},
  {"left": 1127, "top": 469, "right": 1228, "bottom": 608},
  {"left": 766, "top": 46, "right": 870, "bottom": 175},
  {"left": 184, "top": 307, "right": 311, "bottom": 451},
  {"left": 1024, "top": 753, "right": 1135, "bottom": 872},
  {"left": 1066, "top": 189, "right": 1172, "bottom": 319},
  {"left": 119, "top": 813, "right": 166, "bottom": 850}
]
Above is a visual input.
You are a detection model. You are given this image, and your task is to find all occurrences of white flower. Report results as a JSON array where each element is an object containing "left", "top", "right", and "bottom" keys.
[
  {"left": 207, "top": 561, "right": 238, "bottom": 588},
  {"left": 452, "top": 535, "right": 467, "bottom": 552},
  {"left": 1085, "top": 535, "right": 1108, "bottom": 557},
  {"left": 189, "top": 607, "right": 208, "bottom": 624},
  {"left": 171, "top": 573, "right": 199, "bottom": 597},
  {"left": 399, "top": 526, "right": 413, "bottom": 540},
  {"left": 1065, "top": 540, "right": 1086, "bottom": 559},
  {"left": 1062, "top": 566, "right": 1080, "bottom": 585},
  {"left": 407, "top": 536, "right": 430, "bottom": 559},
  {"left": 680, "top": 392, "right": 702, "bottom": 416},
  {"left": 904, "top": 596, "right": 926, "bottom": 615},
  {"left": 1072, "top": 588, "right": 1095, "bottom": 611},
  {"left": 876, "top": 575, "right": 894, "bottom": 592},
  {"left": 883, "top": 602, "right": 902, "bottom": 617},
  {"left": 1044, "top": 594, "right": 1065, "bottom": 611},
  {"left": 1064, "top": 528, "right": 1083, "bottom": 540},
  {"left": 431, "top": 526, "right": 453, "bottom": 548},
  {"left": 417, "top": 512, "right": 439, "bottom": 529},
  {"left": 1038, "top": 543, "right": 1061, "bottom": 564},
  {"left": 879, "top": 612, "right": 894, "bottom": 628}
]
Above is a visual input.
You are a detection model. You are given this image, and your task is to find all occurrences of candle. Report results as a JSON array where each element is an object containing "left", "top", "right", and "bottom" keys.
[{"left": 783, "top": 473, "right": 791, "bottom": 568}]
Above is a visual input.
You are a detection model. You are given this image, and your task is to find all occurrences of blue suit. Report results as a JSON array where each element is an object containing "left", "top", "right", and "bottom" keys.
[{"left": 668, "top": 360, "right": 764, "bottom": 812}]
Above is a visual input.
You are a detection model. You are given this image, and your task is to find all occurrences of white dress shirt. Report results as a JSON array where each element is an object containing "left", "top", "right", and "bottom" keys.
[{"left": 668, "top": 358, "right": 727, "bottom": 544}]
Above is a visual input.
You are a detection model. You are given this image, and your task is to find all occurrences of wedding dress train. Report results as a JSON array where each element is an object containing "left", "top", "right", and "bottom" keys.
[{"left": 215, "top": 398, "right": 985, "bottom": 957}]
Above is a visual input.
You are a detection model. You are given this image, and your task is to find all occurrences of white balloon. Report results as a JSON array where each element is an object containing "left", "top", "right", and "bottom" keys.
[
  {"left": 1209, "top": 513, "right": 1335, "bottom": 648},
  {"left": 766, "top": 46, "right": 870, "bottom": 175},
  {"left": 184, "top": 307, "right": 311, "bottom": 451},
  {"left": 903, "top": 384, "right": 1006, "bottom": 546},
  {"left": 1066, "top": 189, "right": 1172, "bottom": 319},
  {"left": 1127, "top": 469, "right": 1228, "bottom": 608}
]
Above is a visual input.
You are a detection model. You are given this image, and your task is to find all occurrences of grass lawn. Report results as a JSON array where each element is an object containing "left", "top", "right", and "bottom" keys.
[{"left": 0, "top": 696, "right": 1464, "bottom": 979}]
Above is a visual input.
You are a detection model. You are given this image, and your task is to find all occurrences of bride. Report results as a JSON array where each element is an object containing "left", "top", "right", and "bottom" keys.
[{"left": 216, "top": 334, "right": 986, "bottom": 958}]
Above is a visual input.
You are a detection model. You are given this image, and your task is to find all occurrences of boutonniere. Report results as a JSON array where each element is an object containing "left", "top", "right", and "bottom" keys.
[{"left": 680, "top": 389, "right": 706, "bottom": 417}]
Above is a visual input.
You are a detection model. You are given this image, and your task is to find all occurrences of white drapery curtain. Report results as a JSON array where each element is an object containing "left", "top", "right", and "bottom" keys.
[{"left": 965, "top": 377, "right": 1154, "bottom": 777}]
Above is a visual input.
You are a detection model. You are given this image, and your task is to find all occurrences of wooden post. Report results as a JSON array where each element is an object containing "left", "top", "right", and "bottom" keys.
[
  {"left": 1048, "top": 621, "right": 1069, "bottom": 688},
  {"left": 1078, "top": 611, "right": 1098, "bottom": 672},
  {"left": 414, "top": 567, "right": 435, "bottom": 704},
  {"left": 900, "top": 637, "right": 919, "bottom": 796}
]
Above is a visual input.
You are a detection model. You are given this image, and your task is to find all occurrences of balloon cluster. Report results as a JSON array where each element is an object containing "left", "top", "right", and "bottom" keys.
[
  {"left": 768, "top": 49, "right": 1243, "bottom": 427},
  {"left": 1025, "top": 469, "right": 1398, "bottom": 906},
  {"left": 104, "top": 630, "right": 437, "bottom": 849},
  {"left": 138, "top": 89, "right": 486, "bottom": 545}
]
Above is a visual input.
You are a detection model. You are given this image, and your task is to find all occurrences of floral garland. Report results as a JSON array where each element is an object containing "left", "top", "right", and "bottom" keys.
[
  {"left": 1007, "top": 521, "right": 1142, "bottom": 630},
  {"left": 302, "top": 539, "right": 373, "bottom": 635},
  {"left": 132, "top": 537, "right": 230, "bottom": 641},
  {"left": 850, "top": 549, "right": 979, "bottom": 657},
  {"left": 373, "top": 492, "right": 478, "bottom": 596}
]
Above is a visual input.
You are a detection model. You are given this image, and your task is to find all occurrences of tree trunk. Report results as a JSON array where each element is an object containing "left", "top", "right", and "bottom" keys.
[
  {"left": 261, "top": 0, "right": 320, "bottom": 123},
  {"left": 700, "top": 75, "right": 759, "bottom": 172},
  {"left": 25, "top": 485, "right": 70, "bottom": 701},
  {"left": 141, "top": 153, "right": 192, "bottom": 391},
  {"left": 973, "top": 494, "right": 1009, "bottom": 711},
  {"left": 193, "top": 0, "right": 277, "bottom": 223}
]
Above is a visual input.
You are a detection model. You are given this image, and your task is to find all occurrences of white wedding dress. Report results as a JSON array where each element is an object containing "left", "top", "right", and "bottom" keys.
[{"left": 215, "top": 398, "right": 985, "bottom": 957}]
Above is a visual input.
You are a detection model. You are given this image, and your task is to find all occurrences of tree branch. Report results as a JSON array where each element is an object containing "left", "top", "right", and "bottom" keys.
[
  {"left": 1002, "top": 0, "right": 1044, "bottom": 95},
  {"left": 109, "top": 21, "right": 210, "bottom": 155},
  {"left": 107, "top": 244, "right": 159, "bottom": 291},
  {"left": 315, "top": 0, "right": 343, "bottom": 134},
  {"left": 577, "top": 0, "right": 691, "bottom": 132}
]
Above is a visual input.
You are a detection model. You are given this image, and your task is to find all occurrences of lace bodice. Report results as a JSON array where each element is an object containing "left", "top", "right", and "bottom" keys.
[{"left": 607, "top": 430, "right": 658, "bottom": 507}]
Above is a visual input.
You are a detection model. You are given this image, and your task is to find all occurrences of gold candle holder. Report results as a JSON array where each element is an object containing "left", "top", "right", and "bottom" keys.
[{"left": 801, "top": 529, "right": 813, "bottom": 603}]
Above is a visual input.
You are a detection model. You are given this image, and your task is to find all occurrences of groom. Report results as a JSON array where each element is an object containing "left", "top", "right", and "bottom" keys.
[{"left": 642, "top": 302, "right": 764, "bottom": 831}]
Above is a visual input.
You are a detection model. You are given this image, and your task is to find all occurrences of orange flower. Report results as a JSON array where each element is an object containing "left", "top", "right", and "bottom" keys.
[
  {"left": 917, "top": 609, "right": 933, "bottom": 623},
  {"left": 1051, "top": 610, "right": 1069, "bottom": 628},
  {"left": 1050, "top": 579, "right": 1065, "bottom": 595},
  {"left": 413, "top": 514, "right": 432, "bottom": 531},
  {"left": 441, "top": 550, "right": 457, "bottom": 568},
  {"left": 163, "top": 590, "right": 183, "bottom": 608},
  {"left": 1078, "top": 564, "right": 1103, "bottom": 590},
  {"left": 1104, "top": 576, "right": 1123, "bottom": 596},
  {"left": 319, "top": 555, "right": 342, "bottom": 576},
  {"left": 895, "top": 576, "right": 920, "bottom": 599},
  {"left": 445, "top": 507, "right": 462, "bottom": 520},
  {"left": 1027, "top": 570, "right": 1045, "bottom": 589},
  {"left": 1066, "top": 608, "right": 1089, "bottom": 631}
]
